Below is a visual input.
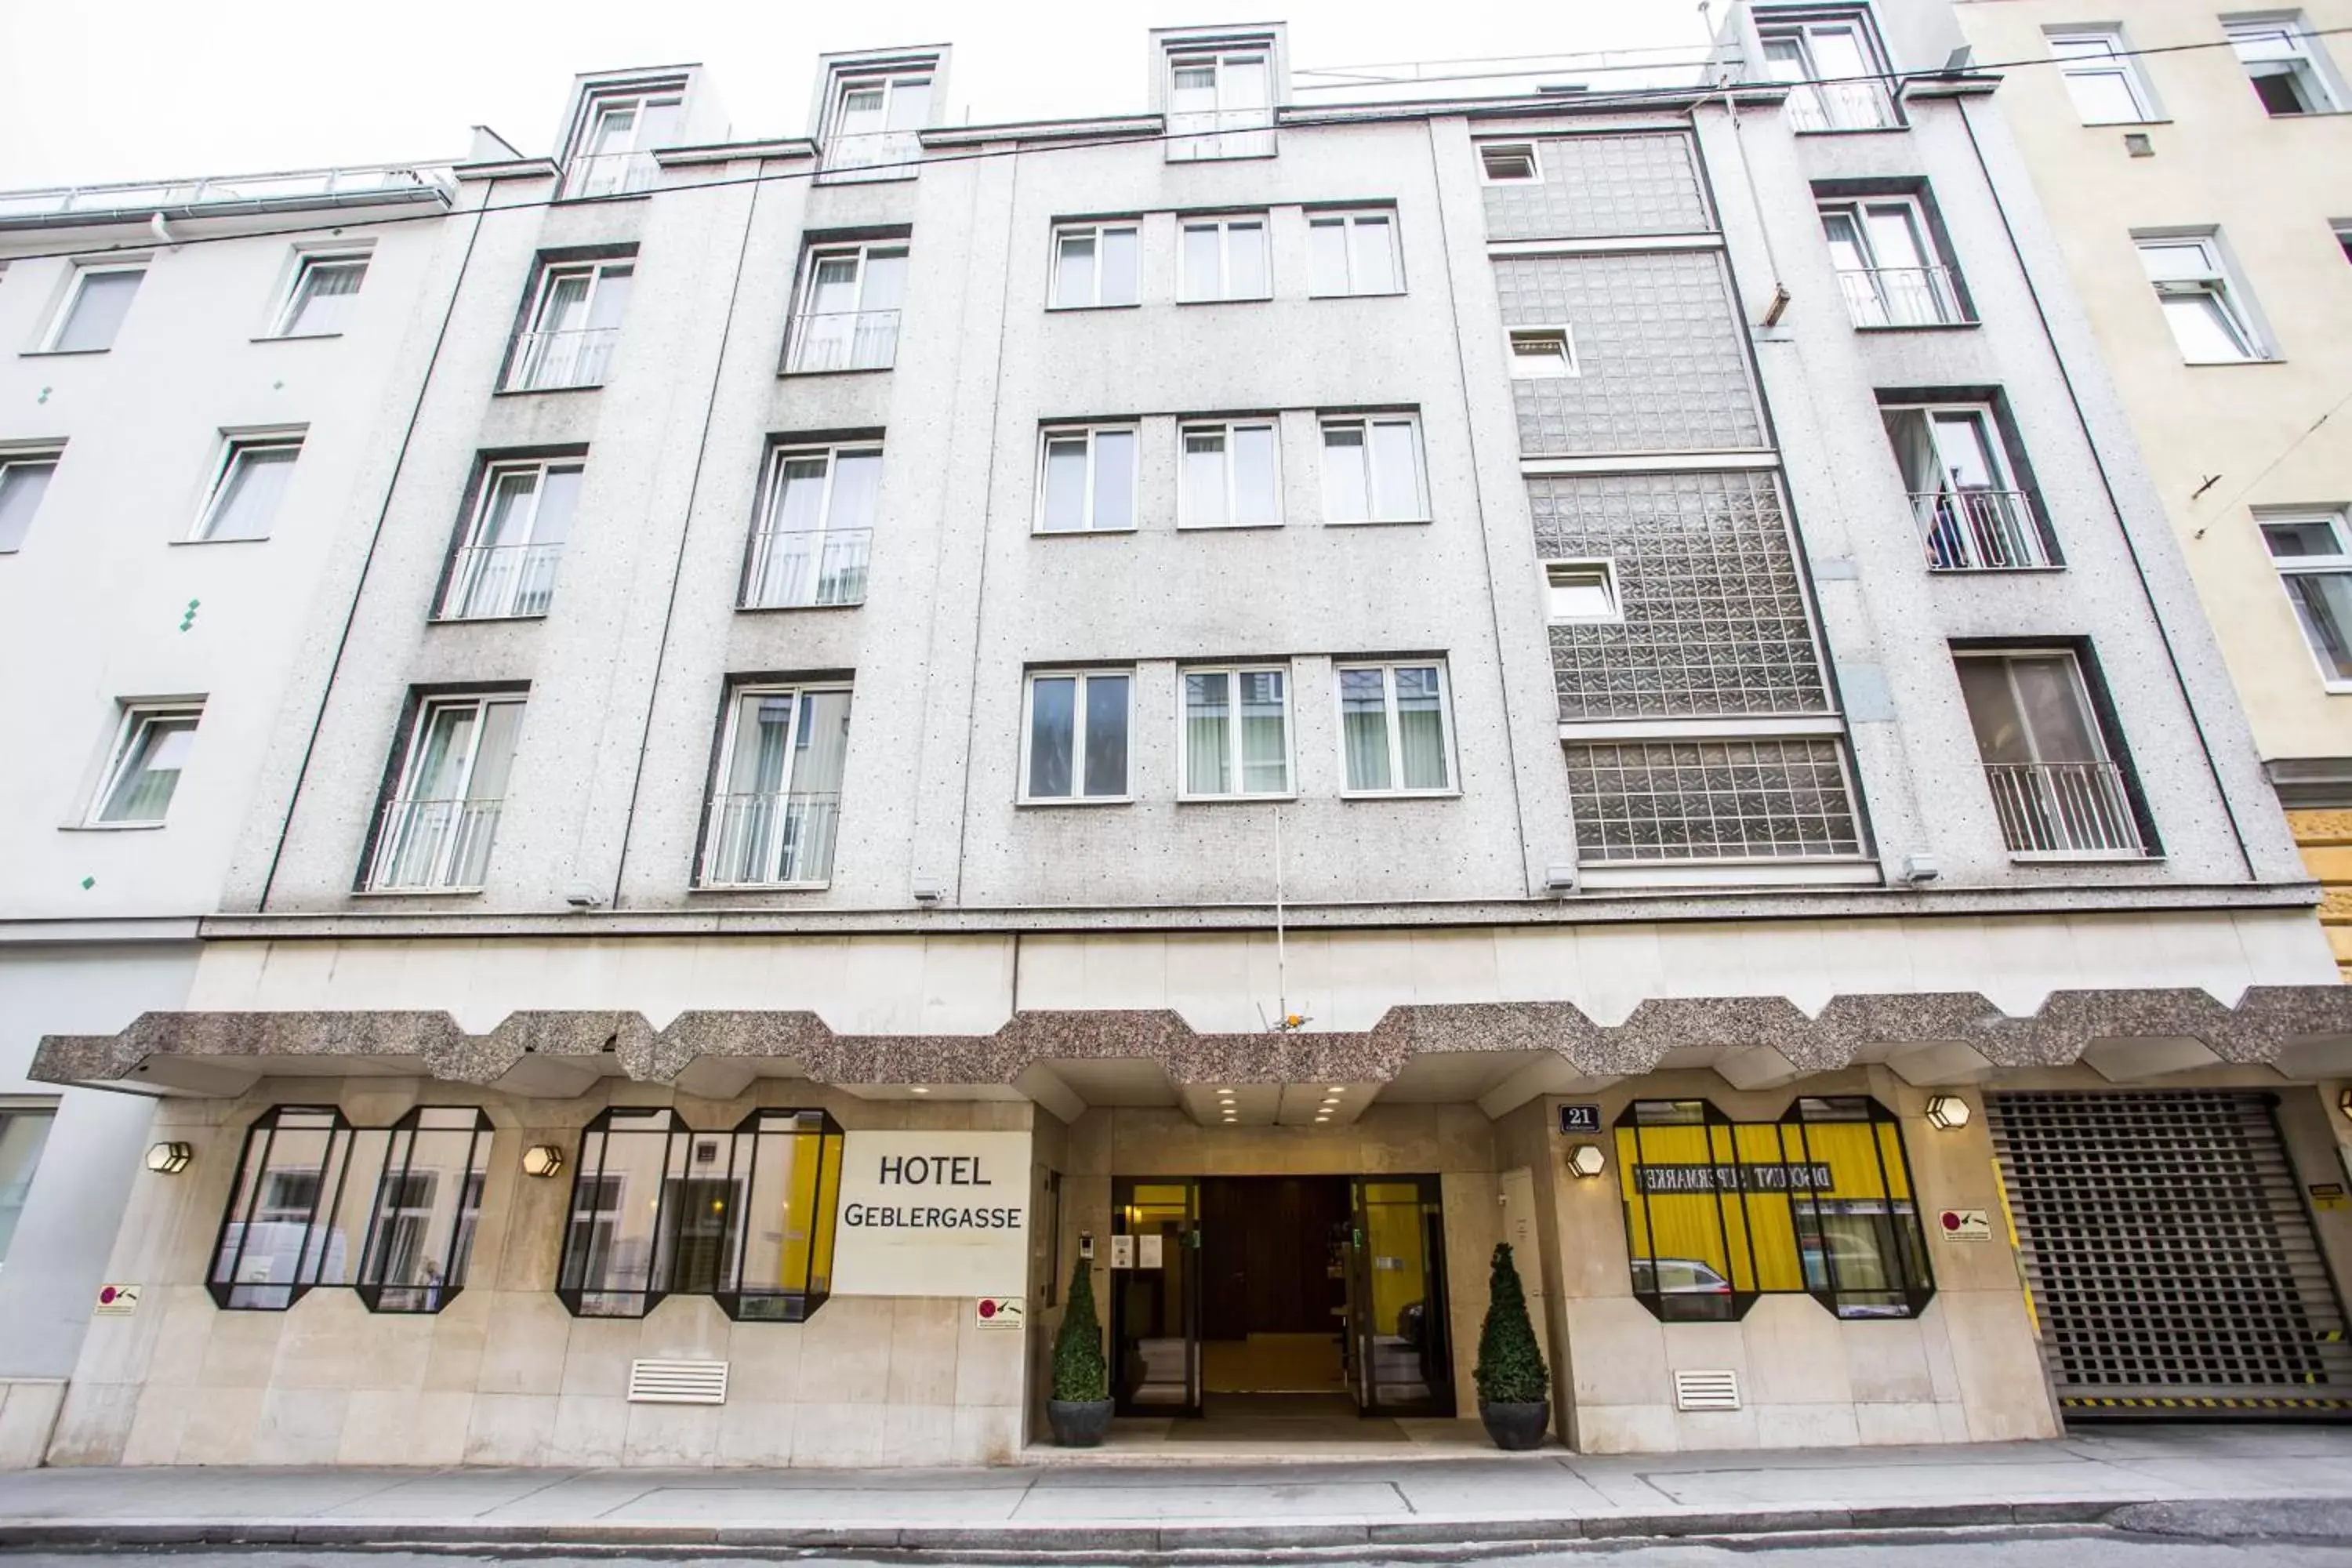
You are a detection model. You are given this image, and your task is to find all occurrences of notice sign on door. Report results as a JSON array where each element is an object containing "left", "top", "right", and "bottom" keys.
[
  {"left": 93, "top": 1283, "right": 140, "bottom": 1316},
  {"left": 975, "top": 1298, "right": 1025, "bottom": 1330},
  {"left": 1138, "top": 1233, "right": 1164, "bottom": 1269},
  {"left": 829, "top": 1131, "right": 1029, "bottom": 1298},
  {"left": 1938, "top": 1208, "right": 1992, "bottom": 1243}
]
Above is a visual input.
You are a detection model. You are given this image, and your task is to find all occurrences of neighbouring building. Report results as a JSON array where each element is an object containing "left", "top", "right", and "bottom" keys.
[
  {"left": 11, "top": 10, "right": 2352, "bottom": 1470},
  {"left": 1948, "top": 0, "right": 2352, "bottom": 970}
]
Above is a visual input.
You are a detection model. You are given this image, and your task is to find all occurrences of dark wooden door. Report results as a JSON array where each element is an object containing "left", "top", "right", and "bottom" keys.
[{"left": 1200, "top": 1176, "right": 1351, "bottom": 1339}]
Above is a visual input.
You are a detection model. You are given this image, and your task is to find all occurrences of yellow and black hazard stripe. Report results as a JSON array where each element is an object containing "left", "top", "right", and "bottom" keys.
[{"left": 2060, "top": 1395, "right": 2352, "bottom": 1411}]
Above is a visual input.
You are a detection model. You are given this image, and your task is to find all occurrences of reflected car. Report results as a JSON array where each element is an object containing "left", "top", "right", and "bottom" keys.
[{"left": 1630, "top": 1256, "right": 1732, "bottom": 1294}]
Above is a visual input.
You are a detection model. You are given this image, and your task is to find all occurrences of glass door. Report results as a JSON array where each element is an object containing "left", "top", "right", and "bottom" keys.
[
  {"left": 1348, "top": 1175, "right": 1454, "bottom": 1416},
  {"left": 1110, "top": 1178, "right": 1201, "bottom": 1416}
]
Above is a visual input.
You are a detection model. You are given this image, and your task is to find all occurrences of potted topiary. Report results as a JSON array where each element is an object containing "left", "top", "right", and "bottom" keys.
[
  {"left": 1473, "top": 1241, "right": 1551, "bottom": 1450},
  {"left": 1047, "top": 1255, "right": 1113, "bottom": 1446}
]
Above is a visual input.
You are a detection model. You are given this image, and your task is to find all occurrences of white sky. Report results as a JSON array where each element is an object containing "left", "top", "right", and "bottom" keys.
[{"left": 0, "top": 0, "right": 1712, "bottom": 190}]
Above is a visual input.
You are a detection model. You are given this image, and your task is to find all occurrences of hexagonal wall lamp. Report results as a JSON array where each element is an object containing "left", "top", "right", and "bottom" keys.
[
  {"left": 1925, "top": 1094, "right": 1972, "bottom": 1131},
  {"left": 144, "top": 1142, "right": 192, "bottom": 1175},
  {"left": 2338, "top": 1087, "right": 2352, "bottom": 1121},
  {"left": 521, "top": 1144, "right": 565, "bottom": 1178},
  {"left": 1566, "top": 1143, "right": 1607, "bottom": 1179}
]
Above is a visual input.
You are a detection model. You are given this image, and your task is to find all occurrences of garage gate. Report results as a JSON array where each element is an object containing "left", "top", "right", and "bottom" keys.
[{"left": 1987, "top": 1090, "right": 2352, "bottom": 1417}]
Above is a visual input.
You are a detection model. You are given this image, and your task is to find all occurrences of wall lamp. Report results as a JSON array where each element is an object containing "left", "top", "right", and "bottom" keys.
[
  {"left": 1566, "top": 1143, "right": 1607, "bottom": 1179},
  {"left": 144, "top": 1142, "right": 192, "bottom": 1175},
  {"left": 521, "top": 1145, "right": 565, "bottom": 1178},
  {"left": 2338, "top": 1087, "right": 2352, "bottom": 1120},
  {"left": 1925, "top": 1094, "right": 1972, "bottom": 1131}
]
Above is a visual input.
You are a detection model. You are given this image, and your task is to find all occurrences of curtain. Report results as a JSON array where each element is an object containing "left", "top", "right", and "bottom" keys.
[
  {"left": 1185, "top": 672, "right": 1231, "bottom": 793},
  {"left": 1180, "top": 224, "right": 1221, "bottom": 299},
  {"left": 1028, "top": 678, "right": 1075, "bottom": 797},
  {"left": 1321, "top": 426, "right": 1368, "bottom": 521},
  {"left": 786, "top": 690, "right": 851, "bottom": 880},
  {"left": 1395, "top": 667, "right": 1449, "bottom": 789},
  {"left": 1043, "top": 438, "right": 1088, "bottom": 532},
  {"left": 1370, "top": 421, "right": 1419, "bottom": 518},
  {"left": 207, "top": 446, "right": 297, "bottom": 541},
  {"left": 0, "top": 460, "right": 55, "bottom": 552},
  {"left": 1091, "top": 430, "right": 1134, "bottom": 528},
  {"left": 99, "top": 717, "right": 195, "bottom": 822},
  {"left": 1054, "top": 233, "right": 1096, "bottom": 308},
  {"left": 1352, "top": 216, "right": 1397, "bottom": 293},
  {"left": 1239, "top": 671, "right": 1287, "bottom": 793},
  {"left": 1339, "top": 669, "right": 1392, "bottom": 789},
  {"left": 0, "top": 1110, "right": 56, "bottom": 1265},
  {"left": 1183, "top": 433, "right": 1228, "bottom": 525},
  {"left": 1083, "top": 676, "right": 1130, "bottom": 797},
  {"left": 1308, "top": 220, "right": 1351, "bottom": 298},
  {"left": 1099, "top": 227, "right": 1139, "bottom": 306},
  {"left": 1232, "top": 425, "right": 1277, "bottom": 523},
  {"left": 1227, "top": 222, "right": 1269, "bottom": 298}
]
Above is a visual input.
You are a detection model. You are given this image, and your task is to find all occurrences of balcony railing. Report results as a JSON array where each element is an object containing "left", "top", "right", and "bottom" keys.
[
  {"left": 438, "top": 543, "right": 564, "bottom": 621},
  {"left": 1788, "top": 79, "right": 1900, "bottom": 132},
  {"left": 506, "top": 328, "right": 619, "bottom": 392},
  {"left": 1836, "top": 266, "right": 1967, "bottom": 328},
  {"left": 784, "top": 309, "right": 900, "bottom": 373},
  {"left": 818, "top": 131, "right": 921, "bottom": 182},
  {"left": 700, "top": 793, "right": 841, "bottom": 887},
  {"left": 561, "top": 151, "right": 660, "bottom": 201},
  {"left": 1911, "top": 490, "right": 2055, "bottom": 572},
  {"left": 368, "top": 798, "right": 504, "bottom": 891},
  {"left": 0, "top": 162, "right": 453, "bottom": 227},
  {"left": 1984, "top": 762, "right": 2143, "bottom": 857},
  {"left": 742, "top": 528, "right": 872, "bottom": 609}
]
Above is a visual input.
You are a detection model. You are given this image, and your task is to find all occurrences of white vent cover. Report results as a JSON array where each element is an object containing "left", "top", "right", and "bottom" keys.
[
  {"left": 628, "top": 1358, "right": 729, "bottom": 1405},
  {"left": 1673, "top": 1369, "right": 1740, "bottom": 1411}
]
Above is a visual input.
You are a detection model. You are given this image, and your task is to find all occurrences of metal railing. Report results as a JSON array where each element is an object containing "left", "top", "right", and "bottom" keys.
[
  {"left": 0, "top": 162, "right": 452, "bottom": 225},
  {"left": 1911, "top": 490, "right": 2054, "bottom": 572},
  {"left": 784, "top": 309, "right": 901, "bottom": 373},
  {"left": 437, "top": 543, "right": 564, "bottom": 621},
  {"left": 741, "top": 528, "right": 872, "bottom": 609},
  {"left": 368, "top": 799, "right": 504, "bottom": 891},
  {"left": 1836, "top": 265, "right": 1967, "bottom": 328},
  {"left": 561, "top": 151, "right": 661, "bottom": 201},
  {"left": 819, "top": 131, "right": 922, "bottom": 180},
  {"left": 1787, "top": 78, "right": 1901, "bottom": 132},
  {"left": 506, "top": 328, "right": 619, "bottom": 391},
  {"left": 700, "top": 793, "right": 841, "bottom": 887},
  {"left": 1984, "top": 762, "right": 2142, "bottom": 857}
]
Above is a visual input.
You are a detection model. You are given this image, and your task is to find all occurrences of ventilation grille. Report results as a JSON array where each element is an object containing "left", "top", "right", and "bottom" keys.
[
  {"left": 627, "top": 1358, "right": 729, "bottom": 1405},
  {"left": 1673, "top": 1369, "right": 1740, "bottom": 1411}
]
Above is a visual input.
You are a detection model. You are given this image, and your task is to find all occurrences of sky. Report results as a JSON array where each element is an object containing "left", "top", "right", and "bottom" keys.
[{"left": 0, "top": 0, "right": 1713, "bottom": 190}]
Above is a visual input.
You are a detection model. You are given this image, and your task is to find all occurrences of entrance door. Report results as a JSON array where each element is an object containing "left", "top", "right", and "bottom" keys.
[
  {"left": 1110, "top": 1178, "right": 1201, "bottom": 1416},
  {"left": 1349, "top": 1175, "right": 1454, "bottom": 1415}
]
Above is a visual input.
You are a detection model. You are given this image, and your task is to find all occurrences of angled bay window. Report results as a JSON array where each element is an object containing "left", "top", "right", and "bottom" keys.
[
  {"left": 1320, "top": 415, "right": 1426, "bottom": 524},
  {"left": 1037, "top": 426, "right": 1137, "bottom": 534},
  {"left": 1337, "top": 662, "right": 1453, "bottom": 795},
  {"left": 1052, "top": 222, "right": 1139, "bottom": 309},
  {"left": 1181, "top": 666, "right": 1291, "bottom": 798},
  {"left": 366, "top": 693, "right": 524, "bottom": 892},
  {"left": 1024, "top": 670, "right": 1131, "bottom": 802},
  {"left": 701, "top": 683, "right": 853, "bottom": 888},
  {"left": 563, "top": 85, "right": 682, "bottom": 200},
  {"left": 786, "top": 241, "right": 907, "bottom": 373},
  {"left": 1759, "top": 13, "right": 1899, "bottom": 132},
  {"left": 1819, "top": 195, "right": 1965, "bottom": 328},
  {"left": 712, "top": 1109, "right": 844, "bottom": 1323},
  {"left": 1178, "top": 216, "right": 1270, "bottom": 303},
  {"left": 1180, "top": 420, "right": 1279, "bottom": 528},
  {"left": 507, "top": 259, "right": 633, "bottom": 392},
  {"left": 439, "top": 458, "right": 580, "bottom": 620},
  {"left": 558, "top": 1109, "right": 691, "bottom": 1317},
  {"left": 742, "top": 443, "right": 878, "bottom": 608},
  {"left": 1166, "top": 46, "right": 1274, "bottom": 162},
  {"left": 354, "top": 1107, "right": 491, "bottom": 1314},
  {"left": 1308, "top": 209, "right": 1400, "bottom": 297},
  {"left": 209, "top": 1106, "right": 359, "bottom": 1310}
]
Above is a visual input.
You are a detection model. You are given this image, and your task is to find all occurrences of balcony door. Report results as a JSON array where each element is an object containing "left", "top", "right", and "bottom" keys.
[
  {"left": 1955, "top": 651, "right": 2141, "bottom": 856},
  {"left": 1885, "top": 405, "right": 2046, "bottom": 571}
]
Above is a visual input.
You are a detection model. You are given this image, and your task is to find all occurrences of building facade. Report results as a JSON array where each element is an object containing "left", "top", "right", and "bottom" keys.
[
  {"left": 10, "top": 9, "right": 2352, "bottom": 1468},
  {"left": 1948, "top": 0, "right": 2352, "bottom": 970}
]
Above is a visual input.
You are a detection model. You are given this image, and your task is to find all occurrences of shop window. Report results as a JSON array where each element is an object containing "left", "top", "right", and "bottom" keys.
[
  {"left": 209, "top": 1106, "right": 362, "bottom": 1310},
  {"left": 1613, "top": 1096, "right": 1933, "bottom": 1323},
  {"left": 712, "top": 1110, "right": 845, "bottom": 1323},
  {"left": 354, "top": 1107, "right": 492, "bottom": 1314}
]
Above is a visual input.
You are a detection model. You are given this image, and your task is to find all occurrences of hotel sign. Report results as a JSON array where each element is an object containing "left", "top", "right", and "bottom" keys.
[
  {"left": 830, "top": 1131, "right": 1030, "bottom": 1298},
  {"left": 1632, "top": 1163, "right": 1836, "bottom": 1194}
]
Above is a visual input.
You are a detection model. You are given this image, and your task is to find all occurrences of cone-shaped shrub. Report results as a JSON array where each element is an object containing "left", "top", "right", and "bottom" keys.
[
  {"left": 1473, "top": 1241, "right": 1548, "bottom": 1404},
  {"left": 1052, "top": 1256, "right": 1109, "bottom": 1402}
]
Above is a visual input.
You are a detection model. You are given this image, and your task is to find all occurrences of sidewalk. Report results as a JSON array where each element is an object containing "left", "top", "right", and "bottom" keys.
[{"left": 2, "top": 1425, "right": 2350, "bottom": 1555}]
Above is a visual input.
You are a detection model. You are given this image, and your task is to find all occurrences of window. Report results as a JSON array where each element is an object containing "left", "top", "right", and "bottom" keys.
[
  {"left": 192, "top": 435, "right": 301, "bottom": 543},
  {"left": 1181, "top": 420, "right": 1280, "bottom": 528},
  {"left": 823, "top": 71, "right": 933, "bottom": 176},
  {"left": 2048, "top": 31, "right": 2157, "bottom": 123},
  {"left": 89, "top": 705, "right": 201, "bottom": 826},
  {"left": 1818, "top": 197, "right": 1965, "bottom": 327},
  {"left": 439, "top": 459, "right": 580, "bottom": 620},
  {"left": 1955, "top": 648, "right": 2143, "bottom": 856},
  {"left": 1178, "top": 216, "right": 1271, "bottom": 302},
  {"left": 1759, "top": 16, "right": 1900, "bottom": 131},
  {"left": 1544, "top": 561, "right": 1620, "bottom": 622},
  {"left": 1037, "top": 426, "right": 1138, "bottom": 534},
  {"left": 2227, "top": 16, "right": 2341, "bottom": 115},
  {"left": 1051, "top": 223, "right": 1139, "bottom": 308},
  {"left": 1181, "top": 666, "right": 1292, "bottom": 797},
  {"left": 208, "top": 1107, "right": 358, "bottom": 1310},
  {"left": 41, "top": 266, "right": 143, "bottom": 352},
  {"left": 1613, "top": 1097, "right": 1933, "bottom": 1323},
  {"left": 564, "top": 89, "right": 682, "bottom": 199},
  {"left": 1167, "top": 49, "right": 1274, "bottom": 162},
  {"left": 1336, "top": 662, "right": 1453, "bottom": 794},
  {"left": 702, "top": 684, "right": 854, "bottom": 887},
  {"left": 354, "top": 1108, "right": 491, "bottom": 1314},
  {"left": 1308, "top": 210, "right": 1400, "bottom": 296},
  {"left": 270, "top": 252, "right": 368, "bottom": 337},
  {"left": 1023, "top": 670, "right": 1131, "bottom": 801},
  {"left": 367, "top": 695, "right": 524, "bottom": 891},
  {"left": 2337, "top": 221, "right": 2352, "bottom": 265},
  {"left": 507, "top": 260, "right": 633, "bottom": 391},
  {"left": 1319, "top": 416, "right": 1425, "bottom": 523},
  {"left": 2136, "top": 234, "right": 2267, "bottom": 362},
  {"left": 1563, "top": 740, "right": 1865, "bottom": 861},
  {"left": 0, "top": 450, "right": 60, "bottom": 552},
  {"left": 0, "top": 1106, "right": 57, "bottom": 1270},
  {"left": 1478, "top": 143, "right": 1540, "bottom": 183},
  {"left": 1882, "top": 402, "right": 2052, "bottom": 570},
  {"left": 743, "top": 444, "right": 878, "bottom": 608},
  {"left": 786, "top": 242, "right": 907, "bottom": 373},
  {"left": 2259, "top": 507, "right": 2352, "bottom": 688},
  {"left": 1507, "top": 327, "right": 1576, "bottom": 378}
]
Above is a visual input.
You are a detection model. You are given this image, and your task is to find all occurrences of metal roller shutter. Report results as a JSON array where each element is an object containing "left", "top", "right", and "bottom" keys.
[{"left": 1988, "top": 1090, "right": 2352, "bottom": 1418}]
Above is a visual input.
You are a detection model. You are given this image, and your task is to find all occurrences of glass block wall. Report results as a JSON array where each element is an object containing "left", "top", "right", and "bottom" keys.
[
  {"left": 1479, "top": 132, "right": 1712, "bottom": 241},
  {"left": 1561, "top": 739, "right": 1864, "bottom": 861}
]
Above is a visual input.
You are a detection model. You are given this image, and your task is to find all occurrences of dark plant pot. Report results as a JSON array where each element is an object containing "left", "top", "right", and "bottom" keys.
[
  {"left": 1479, "top": 1399, "right": 1551, "bottom": 1450},
  {"left": 1048, "top": 1397, "right": 1116, "bottom": 1447}
]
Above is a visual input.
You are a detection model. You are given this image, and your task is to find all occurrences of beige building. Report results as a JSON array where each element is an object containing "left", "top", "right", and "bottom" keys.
[{"left": 1952, "top": 0, "right": 2352, "bottom": 970}]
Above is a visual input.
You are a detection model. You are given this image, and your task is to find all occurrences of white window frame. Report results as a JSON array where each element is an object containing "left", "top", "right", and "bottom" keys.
[
  {"left": 785, "top": 241, "right": 908, "bottom": 374},
  {"left": 1035, "top": 425, "right": 1141, "bottom": 535},
  {"left": 367, "top": 694, "right": 525, "bottom": 892},
  {"left": 2047, "top": 29, "right": 2158, "bottom": 124},
  {"left": 439, "top": 457, "right": 583, "bottom": 621},
  {"left": 1817, "top": 195, "right": 1967, "bottom": 328},
  {"left": 85, "top": 703, "right": 203, "bottom": 827},
  {"left": 1179, "top": 419, "right": 1283, "bottom": 530},
  {"left": 1165, "top": 48, "right": 1276, "bottom": 162},
  {"left": 1507, "top": 326, "right": 1578, "bottom": 379},
  {"left": 563, "top": 88, "right": 684, "bottom": 199},
  {"left": 1306, "top": 209, "right": 1403, "bottom": 298},
  {"left": 1050, "top": 221, "right": 1141, "bottom": 310},
  {"left": 1319, "top": 414, "right": 1428, "bottom": 524},
  {"left": 700, "top": 682, "right": 855, "bottom": 887},
  {"left": 268, "top": 250, "right": 370, "bottom": 339},
  {"left": 1177, "top": 215, "right": 1272, "bottom": 303},
  {"left": 822, "top": 70, "right": 935, "bottom": 176},
  {"left": 741, "top": 442, "right": 880, "bottom": 608},
  {"left": 2136, "top": 233, "right": 2269, "bottom": 363},
  {"left": 190, "top": 434, "right": 303, "bottom": 543},
  {"left": 1333, "top": 661, "right": 1457, "bottom": 798},
  {"left": 1177, "top": 664, "right": 1296, "bottom": 800},
  {"left": 1478, "top": 143, "right": 1541, "bottom": 184},
  {"left": 1759, "top": 14, "right": 1900, "bottom": 132},
  {"left": 1020, "top": 670, "right": 1134, "bottom": 804},
  {"left": 0, "top": 448, "right": 64, "bottom": 554},
  {"left": 2225, "top": 14, "right": 2344, "bottom": 114},
  {"left": 2259, "top": 506, "right": 2352, "bottom": 692},
  {"left": 506, "top": 259, "right": 634, "bottom": 391},
  {"left": 39, "top": 263, "right": 146, "bottom": 353},
  {"left": 1544, "top": 560, "right": 1622, "bottom": 623}
]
